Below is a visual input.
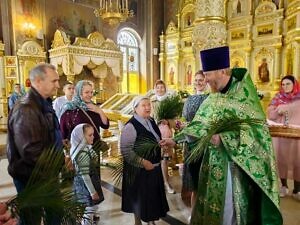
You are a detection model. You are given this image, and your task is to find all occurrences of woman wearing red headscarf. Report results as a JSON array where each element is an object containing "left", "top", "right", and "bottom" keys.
[{"left": 268, "top": 75, "right": 300, "bottom": 201}]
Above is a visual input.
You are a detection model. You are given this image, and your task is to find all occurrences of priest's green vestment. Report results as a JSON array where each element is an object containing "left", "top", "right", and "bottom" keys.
[{"left": 175, "top": 68, "right": 282, "bottom": 225}]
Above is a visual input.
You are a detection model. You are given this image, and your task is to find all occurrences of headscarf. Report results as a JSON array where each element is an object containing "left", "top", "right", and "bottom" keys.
[
  {"left": 60, "top": 80, "right": 92, "bottom": 117},
  {"left": 132, "top": 95, "right": 149, "bottom": 110},
  {"left": 20, "top": 85, "right": 27, "bottom": 96},
  {"left": 70, "top": 123, "right": 92, "bottom": 160},
  {"left": 270, "top": 75, "right": 300, "bottom": 106},
  {"left": 154, "top": 80, "right": 169, "bottom": 101}
]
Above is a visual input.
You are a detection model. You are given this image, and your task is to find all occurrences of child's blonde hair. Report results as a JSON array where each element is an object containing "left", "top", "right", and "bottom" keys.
[{"left": 82, "top": 123, "right": 93, "bottom": 134}]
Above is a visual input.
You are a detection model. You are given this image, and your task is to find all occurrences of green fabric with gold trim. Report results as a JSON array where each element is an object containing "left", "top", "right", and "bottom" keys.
[{"left": 174, "top": 68, "right": 282, "bottom": 225}]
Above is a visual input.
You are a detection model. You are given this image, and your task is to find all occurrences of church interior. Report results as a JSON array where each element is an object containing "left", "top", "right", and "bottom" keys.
[{"left": 0, "top": 0, "right": 300, "bottom": 224}]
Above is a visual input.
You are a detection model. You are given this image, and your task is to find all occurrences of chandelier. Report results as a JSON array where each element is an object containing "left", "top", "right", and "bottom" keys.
[{"left": 94, "top": 0, "right": 134, "bottom": 26}]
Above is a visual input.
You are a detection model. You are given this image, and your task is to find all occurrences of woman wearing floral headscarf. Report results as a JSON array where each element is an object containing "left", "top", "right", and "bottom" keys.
[
  {"left": 268, "top": 75, "right": 300, "bottom": 200},
  {"left": 60, "top": 80, "right": 109, "bottom": 143}
]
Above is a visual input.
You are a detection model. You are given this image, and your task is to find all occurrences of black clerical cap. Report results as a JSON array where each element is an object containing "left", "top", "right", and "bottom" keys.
[{"left": 200, "top": 46, "right": 230, "bottom": 72}]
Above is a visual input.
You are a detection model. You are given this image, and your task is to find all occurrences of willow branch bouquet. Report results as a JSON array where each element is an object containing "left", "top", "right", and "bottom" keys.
[
  {"left": 186, "top": 117, "right": 265, "bottom": 164},
  {"left": 109, "top": 137, "right": 160, "bottom": 186},
  {"left": 155, "top": 95, "right": 184, "bottom": 121}
]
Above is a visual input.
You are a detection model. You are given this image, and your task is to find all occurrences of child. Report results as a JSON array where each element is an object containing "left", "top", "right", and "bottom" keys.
[{"left": 70, "top": 123, "right": 104, "bottom": 225}]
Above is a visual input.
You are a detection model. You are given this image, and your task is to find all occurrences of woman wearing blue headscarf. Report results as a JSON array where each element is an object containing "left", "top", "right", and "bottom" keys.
[{"left": 60, "top": 80, "right": 109, "bottom": 145}]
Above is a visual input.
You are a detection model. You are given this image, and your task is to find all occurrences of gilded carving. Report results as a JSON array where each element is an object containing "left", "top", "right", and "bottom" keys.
[
  {"left": 166, "top": 21, "right": 178, "bottom": 35},
  {"left": 0, "top": 42, "right": 4, "bottom": 52},
  {"left": 285, "top": 30, "right": 300, "bottom": 44},
  {"left": 100, "top": 39, "right": 119, "bottom": 51},
  {"left": 66, "top": 75, "right": 75, "bottom": 83},
  {"left": 49, "top": 30, "right": 123, "bottom": 101},
  {"left": 287, "top": 17, "right": 296, "bottom": 31},
  {"left": 157, "top": 0, "right": 300, "bottom": 102},
  {"left": 192, "top": 21, "right": 227, "bottom": 50},
  {"left": 195, "top": 0, "right": 224, "bottom": 17},
  {"left": 17, "top": 40, "right": 46, "bottom": 57},
  {"left": 286, "top": 0, "right": 300, "bottom": 15},
  {"left": 230, "top": 42, "right": 252, "bottom": 50},
  {"left": 50, "top": 47, "right": 122, "bottom": 58},
  {"left": 255, "top": 47, "right": 273, "bottom": 60},
  {"left": 87, "top": 32, "right": 105, "bottom": 47},
  {"left": 51, "top": 30, "right": 71, "bottom": 48},
  {"left": 73, "top": 37, "right": 94, "bottom": 48},
  {"left": 254, "top": 38, "right": 281, "bottom": 46},
  {"left": 228, "top": 17, "right": 252, "bottom": 28},
  {"left": 68, "top": 55, "right": 74, "bottom": 75},
  {"left": 285, "top": 46, "right": 295, "bottom": 75},
  {"left": 255, "top": 1, "right": 276, "bottom": 15}
]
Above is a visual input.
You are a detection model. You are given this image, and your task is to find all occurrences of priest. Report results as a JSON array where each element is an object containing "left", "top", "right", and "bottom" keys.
[{"left": 160, "top": 46, "right": 282, "bottom": 225}]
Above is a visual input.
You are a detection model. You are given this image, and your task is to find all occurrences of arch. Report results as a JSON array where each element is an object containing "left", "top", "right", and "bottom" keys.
[
  {"left": 117, "top": 28, "right": 141, "bottom": 93},
  {"left": 117, "top": 28, "right": 141, "bottom": 47}
]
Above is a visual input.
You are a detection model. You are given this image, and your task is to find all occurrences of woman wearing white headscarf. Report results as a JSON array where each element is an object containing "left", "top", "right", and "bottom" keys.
[
  {"left": 121, "top": 96, "right": 169, "bottom": 225},
  {"left": 71, "top": 123, "right": 104, "bottom": 225},
  {"left": 150, "top": 80, "right": 176, "bottom": 194}
]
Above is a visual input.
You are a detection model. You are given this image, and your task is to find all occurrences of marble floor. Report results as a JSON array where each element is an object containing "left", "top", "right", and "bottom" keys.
[{"left": 1, "top": 157, "right": 300, "bottom": 225}]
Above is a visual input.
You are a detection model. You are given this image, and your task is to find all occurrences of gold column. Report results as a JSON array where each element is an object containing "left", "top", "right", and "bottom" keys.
[
  {"left": 99, "top": 78, "right": 104, "bottom": 103},
  {"left": 273, "top": 47, "right": 282, "bottom": 91},
  {"left": 65, "top": 55, "right": 76, "bottom": 83},
  {"left": 295, "top": 44, "right": 300, "bottom": 81},
  {"left": 118, "top": 63, "right": 122, "bottom": 93},
  {"left": 192, "top": 0, "right": 227, "bottom": 62},
  {"left": 0, "top": 42, "right": 6, "bottom": 117},
  {"left": 18, "top": 59, "right": 24, "bottom": 85},
  {"left": 0, "top": 42, "right": 5, "bottom": 92},
  {"left": 117, "top": 76, "right": 122, "bottom": 93},
  {"left": 65, "top": 55, "right": 75, "bottom": 84},
  {"left": 274, "top": 47, "right": 281, "bottom": 80},
  {"left": 245, "top": 50, "right": 251, "bottom": 72},
  {"left": 159, "top": 32, "right": 165, "bottom": 80}
]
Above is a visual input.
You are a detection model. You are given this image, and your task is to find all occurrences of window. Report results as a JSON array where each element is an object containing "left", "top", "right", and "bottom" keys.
[
  {"left": 117, "top": 29, "right": 140, "bottom": 93},
  {"left": 117, "top": 30, "right": 139, "bottom": 72}
]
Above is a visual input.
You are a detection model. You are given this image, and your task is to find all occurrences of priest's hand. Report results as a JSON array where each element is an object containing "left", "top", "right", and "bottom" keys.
[{"left": 210, "top": 134, "right": 221, "bottom": 147}]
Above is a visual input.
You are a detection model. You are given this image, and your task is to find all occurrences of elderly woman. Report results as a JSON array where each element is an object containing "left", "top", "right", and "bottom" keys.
[
  {"left": 268, "top": 75, "right": 300, "bottom": 200},
  {"left": 121, "top": 96, "right": 169, "bottom": 225},
  {"left": 60, "top": 80, "right": 109, "bottom": 144},
  {"left": 182, "top": 70, "right": 208, "bottom": 211}
]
